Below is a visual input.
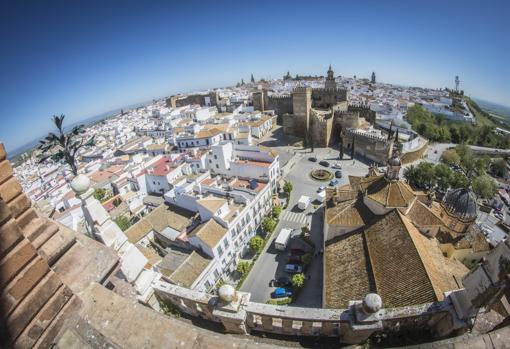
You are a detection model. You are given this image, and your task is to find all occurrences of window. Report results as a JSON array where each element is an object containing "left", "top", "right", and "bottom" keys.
[
  {"left": 153, "top": 181, "right": 156, "bottom": 185},
  {"left": 214, "top": 155, "right": 217, "bottom": 159},
  {"left": 213, "top": 269, "right": 220, "bottom": 279},
  {"left": 205, "top": 280, "right": 212, "bottom": 289},
  {"left": 217, "top": 245, "right": 223, "bottom": 255},
  {"left": 216, "top": 164, "right": 219, "bottom": 169},
  {"left": 224, "top": 239, "right": 229, "bottom": 249}
]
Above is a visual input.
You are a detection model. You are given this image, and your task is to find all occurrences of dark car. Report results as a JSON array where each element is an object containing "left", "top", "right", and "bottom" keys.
[
  {"left": 288, "top": 256, "right": 303, "bottom": 264},
  {"left": 269, "top": 276, "right": 293, "bottom": 287},
  {"left": 309, "top": 157, "right": 317, "bottom": 162},
  {"left": 335, "top": 170, "right": 342, "bottom": 178},
  {"left": 277, "top": 276, "right": 292, "bottom": 287},
  {"left": 290, "top": 248, "right": 306, "bottom": 256},
  {"left": 319, "top": 160, "right": 330, "bottom": 167}
]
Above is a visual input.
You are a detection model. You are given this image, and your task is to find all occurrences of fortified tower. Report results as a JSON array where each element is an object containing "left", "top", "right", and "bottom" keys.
[{"left": 291, "top": 87, "right": 312, "bottom": 137}]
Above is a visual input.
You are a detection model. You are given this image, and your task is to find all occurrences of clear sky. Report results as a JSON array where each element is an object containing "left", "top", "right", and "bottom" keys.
[{"left": 1, "top": 0, "right": 509, "bottom": 152}]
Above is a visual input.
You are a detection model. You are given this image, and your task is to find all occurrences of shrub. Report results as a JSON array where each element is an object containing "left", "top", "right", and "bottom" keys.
[
  {"left": 249, "top": 236, "right": 265, "bottom": 254},
  {"left": 114, "top": 216, "right": 131, "bottom": 231},
  {"left": 93, "top": 188, "right": 108, "bottom": 201},
  {"left": 272, "top": 205, "right": 282, "bottom": 219},
  {"left": 292, "top": 273, "right": 305, "bottom": 289},
  {"left": 262, "top": 217, "right": 277, "bottom": 233},
  {"left": 236, "top": 261, "right": 251, "bottom": 275},
  {"left": 440, "top": 149, "right": 460, "bottom": 166},
  {"left": 266, "top": 298, "right": 292, "bottom": 305},
  {"left": 283, "top": 180, "right": 293, "bottom": 194}
]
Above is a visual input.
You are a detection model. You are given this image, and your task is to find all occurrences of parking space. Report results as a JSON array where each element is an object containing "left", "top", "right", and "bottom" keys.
[{"left": 240, "top": 146, "right": 369, "bottom": 306}]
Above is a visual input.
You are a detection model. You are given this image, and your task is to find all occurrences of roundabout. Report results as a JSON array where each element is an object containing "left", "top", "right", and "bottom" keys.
[{"left": 310, "top": 168, "right": 333, "bottom": 181}]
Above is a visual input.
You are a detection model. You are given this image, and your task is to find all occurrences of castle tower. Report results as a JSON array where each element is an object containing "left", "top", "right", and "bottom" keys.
[
  {"left": 252, "top": 90, "right": 265, "bottom": 111},
  {"left": 325, "top": 65, "right": 336, "bottom": 89},
  {"left": 292, "top": 87, "right": 312, "bottom": 137}
]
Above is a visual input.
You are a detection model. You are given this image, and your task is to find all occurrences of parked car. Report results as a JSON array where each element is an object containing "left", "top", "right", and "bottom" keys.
[
  {"left": 329, "top": 179, "right": 339, "bottom": 186},
  {"left": 335, "top": 170, "right": 343, "bottom": 178},
  {"left": 288, "top": 256, "right": 303, "bottom": 264},
  {"left": 309, "top": 157, "right": 317, "bottom": 162},
  {"left": 285, "top": 264, "right": 303, "bottom": 273},
  {"left": 332, "top": 163, "right": 342, "bottom": 169},
  {"left": 270, "top": 278, "right": 292, "bottom": 287},
  {"left": 290, "top": 248, "right": 306, "bottom": 256},
  {"left": 317, "top": 185, "right": 326, "bottom": 192},
  {"left": 319, "top": 160, "right": 330, "bottom": 167},
  {"left": 272, "top": 287, "right": 293, "bottom": 299}
]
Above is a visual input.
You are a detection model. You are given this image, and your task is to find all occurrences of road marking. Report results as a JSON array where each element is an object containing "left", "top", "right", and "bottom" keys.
[{"left": 280, "top": 210, "right": 310, "bottom": 226}]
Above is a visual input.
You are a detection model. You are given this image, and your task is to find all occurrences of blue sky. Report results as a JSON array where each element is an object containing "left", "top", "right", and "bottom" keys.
[{"left": 1, "top": 0, "right": 509, "bottom": 152}]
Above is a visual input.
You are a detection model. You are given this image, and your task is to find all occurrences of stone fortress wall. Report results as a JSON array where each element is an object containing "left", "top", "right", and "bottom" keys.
[{"left": 166, "top": 91, "right": 220, "bottom": 108}]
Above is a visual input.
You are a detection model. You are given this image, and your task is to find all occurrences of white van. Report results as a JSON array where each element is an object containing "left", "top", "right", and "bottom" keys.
[
  {"left": 275, "top": 228, "right": 292, "bottom": 251},
  {"left": 297, "top": 195, "right": 311, "bottom": 210}
]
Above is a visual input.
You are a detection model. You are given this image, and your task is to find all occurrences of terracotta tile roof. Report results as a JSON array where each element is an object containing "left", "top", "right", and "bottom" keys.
[
  {"left": 194, "top": 128, "right": 223, "bottom": 139},
  {"left": 404, "top": 200, "right": 445, "bottom": 228},
  {"left": 324, "top": 231, "right": 374, "bottom": 308},
  {"left": 326, "top": 199, "right": 373, "bottom": 229},
  {"left": 189, "top": 219, "right": 227, "bottom": 249},
  {"left": 197, "top": 197, "right": 227, "bottom": 213},
  {"left": 361, "top": 176, "right": 416, "bottom": 208},
  {"left": 147, "top": 156, "right": 178, "bottom": 176},
  {"left": 168, "top": 251, "right": 210, "bottom": 288},
  {"left": 324, "top": 208, "right": 468, "bottom": 308},
  {"left": 125, "top": 204, "right": 195, "bottom": 243},
  {"left": 234, "top": 160, "right": 271, "bottom": 167}
]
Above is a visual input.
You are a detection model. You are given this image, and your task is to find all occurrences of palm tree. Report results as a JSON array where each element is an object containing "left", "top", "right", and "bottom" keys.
[{"left": 38, "top": 115, "right": 95, "bottom": 176}]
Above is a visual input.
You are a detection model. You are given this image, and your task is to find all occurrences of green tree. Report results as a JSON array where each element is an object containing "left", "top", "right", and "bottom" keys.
[
  {"left": 404, "top": 162, "right": 436, "bottom": 189},
  {"left": 440, "top": 149, "right": 460, "bottom": 166},
  {"left": 291, "top": 273, "right": 305, "bottom": 289},
  {"left": 249, "top": 236, "right": 265, "bottom": 254},
  {"left": 283, "top": 180, "right": 293, "bottom": 194},
  {"left": 434, "top": 163, "right": 454, "bottom": 192},
  {"left": 472, "top": 175, "right": 498, "bottom": 199},
  {"left": 450, "top": 171, "right": 470, "bottom": 189},
  {"left": 272, "top": 205, "right": 282, "bottom": 219},
  {"left": 37, "top": 114, "right": 95, "bottom": 175},
  {"left": 93, "top": 188, "right": 108, "bottom": 201},
  {"left": 492, "top": 158, "right": 508, "bottom": 178},
  {"left": 236, "top": 261, "right": 251, "bottom": 275},
  {"left": 261, "top": 217, "right": 277, "bottom": 233},
  {"left": 114, "top": 216, "right": 131, "bottom": 231}
]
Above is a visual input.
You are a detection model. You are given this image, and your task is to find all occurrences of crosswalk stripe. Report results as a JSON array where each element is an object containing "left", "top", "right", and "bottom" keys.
[{"left": 280, "top": 210, "right": 310, "bottom": 226}]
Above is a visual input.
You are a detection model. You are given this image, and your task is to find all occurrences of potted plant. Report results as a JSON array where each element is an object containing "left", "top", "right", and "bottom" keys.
[{"left": 38, "top": 114, "right": 95, "bottom": 193}]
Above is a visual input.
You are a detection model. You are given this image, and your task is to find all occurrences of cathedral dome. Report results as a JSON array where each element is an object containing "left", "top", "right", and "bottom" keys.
[{"left": 442, "top": 188, "right": 478, "bottom": 222}]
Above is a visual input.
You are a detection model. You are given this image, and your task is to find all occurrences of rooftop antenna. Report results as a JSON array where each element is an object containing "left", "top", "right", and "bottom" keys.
[{"left": 455, "top": 76, "right": 460, "bottom": 92}]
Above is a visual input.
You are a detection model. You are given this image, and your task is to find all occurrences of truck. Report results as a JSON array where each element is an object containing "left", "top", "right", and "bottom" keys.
[
  {"left": 275, "top": 228, "right": 292, "bottom": 251},
  {"left": 297, "top": 195, "right": 311, "bottom": 210}
]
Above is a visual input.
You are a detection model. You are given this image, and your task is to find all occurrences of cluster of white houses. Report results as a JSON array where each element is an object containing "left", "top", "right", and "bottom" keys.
[
  {"left": 14, "top": 93, "right": 280, "bottom": 295},
  {"left": 123, "top": 143, "right": 279, "bottom": 292}
]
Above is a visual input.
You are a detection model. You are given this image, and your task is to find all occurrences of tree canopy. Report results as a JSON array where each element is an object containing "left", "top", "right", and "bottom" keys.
[
  {"left": 249, "top": 236, "right": 264, "bottom": 254},
  {"left": 406, "top": 105, "right": 510, "bottom": 148}
]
